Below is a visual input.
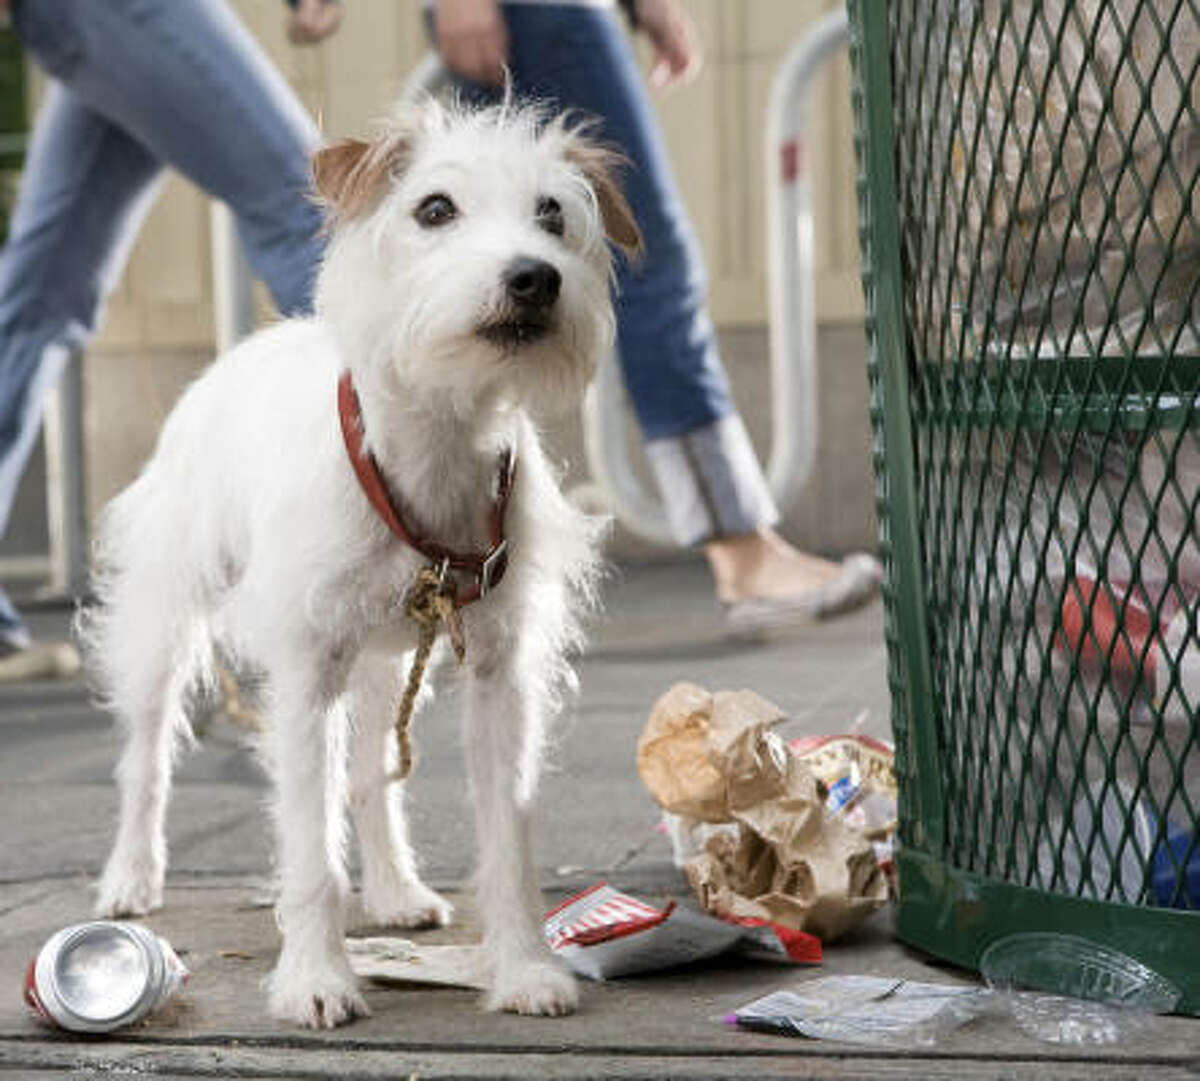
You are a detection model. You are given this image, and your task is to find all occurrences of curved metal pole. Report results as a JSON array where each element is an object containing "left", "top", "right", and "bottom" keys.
[
  {"left": 581, "top": 8, "right": 851, "bottom": 543},
  {"left": 210, "top": 202, "right": 255, "bottom": 354},
  {"left": 764, "top": 5, "right": 849, "bottom": 514},
  {"left": 580, "top": 350, "right": 674, "bottom": 543},
  {"left": 398, "top": 51, "right": 453, "bottom": 105}
]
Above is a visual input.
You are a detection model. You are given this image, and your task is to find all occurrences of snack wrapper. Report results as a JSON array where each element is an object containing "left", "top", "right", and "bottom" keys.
[{"left": 544, "top": 882, "right": 821, "bottom": 980}]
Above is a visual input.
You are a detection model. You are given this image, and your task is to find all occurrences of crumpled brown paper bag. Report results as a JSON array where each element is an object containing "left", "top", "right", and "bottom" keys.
[
  {"left": 636, "top": 682, "right": 788, "bottom": 822},
  {"left": 637, "top": 682, "right": 887, "bottom": 942}
]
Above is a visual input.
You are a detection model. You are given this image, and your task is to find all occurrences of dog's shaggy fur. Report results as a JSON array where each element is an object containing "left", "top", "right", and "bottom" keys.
[{"left": 82, "top": 101, "right": 639, "bottom": 1028}]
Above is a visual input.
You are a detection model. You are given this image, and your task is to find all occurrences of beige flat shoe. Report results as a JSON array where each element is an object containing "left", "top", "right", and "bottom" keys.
[
  {"left": 0, "top": 640, "right": 81, "bottom": 682},
  {"left": 723, "top": 552, "right": 883, "bottom": 635}
]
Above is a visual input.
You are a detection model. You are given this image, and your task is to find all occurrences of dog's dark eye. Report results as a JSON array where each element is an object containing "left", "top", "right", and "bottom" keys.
[
  {"left": 536, "top": 196, "right": 564, "bottom": 237},
  {"left": 414, "top": 193, "right": 458, "bottom": 228}
]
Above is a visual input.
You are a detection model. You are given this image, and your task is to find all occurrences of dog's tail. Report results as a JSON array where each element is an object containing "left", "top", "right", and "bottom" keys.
[{"left": 76, "top": 460, "right": 215, "bottom": 752}]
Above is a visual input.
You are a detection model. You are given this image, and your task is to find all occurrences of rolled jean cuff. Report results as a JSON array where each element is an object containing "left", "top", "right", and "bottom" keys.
[{"left": 644, "top": 414, "right": 779, "bottom": 547}]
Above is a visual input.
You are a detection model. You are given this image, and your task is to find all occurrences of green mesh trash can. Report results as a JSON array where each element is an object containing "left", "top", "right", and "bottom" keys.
[{"left": 849, "top": 0, "right": 1200, "bottom": 1012}]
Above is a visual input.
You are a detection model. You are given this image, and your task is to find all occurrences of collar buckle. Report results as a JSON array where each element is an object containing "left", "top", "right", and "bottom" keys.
[{"left": 478, "top": 539, "right": 509, "bottom": 597}]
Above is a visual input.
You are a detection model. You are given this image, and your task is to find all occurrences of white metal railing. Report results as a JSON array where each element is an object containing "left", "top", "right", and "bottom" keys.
[
  {"left": 764, "top": 5, "right": 850, "bottom": 517},
  {"left": 42, "top": 352, "right": 88, "bottom": 595},
  {"left": 210, "top": 202, "right": 256, "bottom": 356}
]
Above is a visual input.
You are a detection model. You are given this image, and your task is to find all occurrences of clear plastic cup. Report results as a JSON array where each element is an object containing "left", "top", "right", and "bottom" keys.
[{"left": 979, "top": 932, "right": 1181, "bottom": 1045}]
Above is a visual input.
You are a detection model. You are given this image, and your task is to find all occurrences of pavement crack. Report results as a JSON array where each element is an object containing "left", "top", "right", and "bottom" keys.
[
  {"left": 170, "top": 809, "right": 262, "bottom": 860},
  {"left": 0, "top": 882, "right": 78, "bottom": 919}
]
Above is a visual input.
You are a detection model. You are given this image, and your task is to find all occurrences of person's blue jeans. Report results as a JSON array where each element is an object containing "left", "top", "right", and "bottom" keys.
[
  {"left": 0, "top": 0, "right": 325, "bottom": 642},
  {"left": 439, "top": 2, "right": 778, "bottom": 546}
]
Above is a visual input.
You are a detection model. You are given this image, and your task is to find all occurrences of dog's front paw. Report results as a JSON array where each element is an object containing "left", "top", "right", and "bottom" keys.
[
  {"left": 362, "top": 880, "right": 454, "bottom": 930},
  {"left": 487, "top": 959, "right": 578, "bottom": 1017},
  {"left": 94, "top": 860, "right": 163, "bottom": 918},
  {"left": 268, "top": 956, "right": 369, "bottom": 1029}
]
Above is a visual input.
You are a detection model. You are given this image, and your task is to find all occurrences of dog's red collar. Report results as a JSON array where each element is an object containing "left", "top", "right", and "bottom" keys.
[{"left": 337, "top": 371, "right": 516, "bottom": 608}]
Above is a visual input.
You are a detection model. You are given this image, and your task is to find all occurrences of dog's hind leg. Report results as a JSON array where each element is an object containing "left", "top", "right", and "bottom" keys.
[
  {"left": 462, "top": 653, "right": 577, "bottom": 1017},
  {"left": 347, "top": 648, "right": 453, "bottom": 929},
  {"left": 263, "top": 649, "right": 368, "bottom": 1029},
  {"left": 93, "top": 615, "right": 200, "bottom": 919}
]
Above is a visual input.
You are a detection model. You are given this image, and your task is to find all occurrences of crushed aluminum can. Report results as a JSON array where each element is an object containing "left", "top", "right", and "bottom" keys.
[{"left": 24, "top": 921, "right": 188, "bottom": 1033}]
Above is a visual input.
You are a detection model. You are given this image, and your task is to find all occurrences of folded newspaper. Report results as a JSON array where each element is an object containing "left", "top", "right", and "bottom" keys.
[
  {"left": 346, "top": 937, "right": 488, "bottom": 990},
  {"left": 544, "top": 883, "right": 821, "bottom": 980}
]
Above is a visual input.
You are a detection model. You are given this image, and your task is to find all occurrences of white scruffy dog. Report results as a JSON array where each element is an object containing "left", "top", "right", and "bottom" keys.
[{"left": 83, "top": 100, "right": 639, "bottom": 1028}]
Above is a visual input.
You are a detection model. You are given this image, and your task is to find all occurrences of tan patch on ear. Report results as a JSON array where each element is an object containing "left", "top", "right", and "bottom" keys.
[
  {"left": 312, "top": 136, "right": 408, "bottom": 221},
  {"left": 566, "top": 139, "right": 644, "bottom": 261}
]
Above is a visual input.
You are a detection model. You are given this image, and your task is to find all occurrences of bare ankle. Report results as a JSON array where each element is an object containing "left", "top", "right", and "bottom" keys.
[{"left": 704, "top": 529, "right": 776, "bottom": 603}]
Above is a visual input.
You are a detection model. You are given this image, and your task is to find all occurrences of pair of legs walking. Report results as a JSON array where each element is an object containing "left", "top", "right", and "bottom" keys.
[{"left": 0, "top": 0, "right": 325, "bottom": 648}]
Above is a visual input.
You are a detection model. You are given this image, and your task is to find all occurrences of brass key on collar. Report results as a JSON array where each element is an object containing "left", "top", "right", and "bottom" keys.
[{"left": 391, "top": 560, "right": 467, "bottom": 781}]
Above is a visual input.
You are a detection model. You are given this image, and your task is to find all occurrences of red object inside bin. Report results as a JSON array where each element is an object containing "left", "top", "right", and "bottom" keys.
[{"left": 1059, "top": 576, "right": 1160, "bottom": 682}]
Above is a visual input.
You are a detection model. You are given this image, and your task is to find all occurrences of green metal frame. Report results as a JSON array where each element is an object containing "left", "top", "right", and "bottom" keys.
[
  {"left": 850, "top": 0, "right": 1200, "bottom": 1014},
  {"left": 851, "top": 0, "right": 946, "bottom": 860}
]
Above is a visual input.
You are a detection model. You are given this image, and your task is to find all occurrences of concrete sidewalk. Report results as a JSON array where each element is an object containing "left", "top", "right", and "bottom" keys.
[{"left": 1, "top": 559, "right": 1197, "bottom": 1080}]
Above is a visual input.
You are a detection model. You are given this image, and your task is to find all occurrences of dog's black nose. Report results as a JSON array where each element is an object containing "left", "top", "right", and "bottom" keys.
[{"left": 504, "top": 257, "right": 561, "bottom": 309}]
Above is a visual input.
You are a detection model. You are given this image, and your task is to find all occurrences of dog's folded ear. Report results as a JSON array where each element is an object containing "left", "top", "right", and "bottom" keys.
[
  {"left": 566, "top": 140, "right": 644, "bottom": 263},
  {"left": 312, "top": 135, "right": 410, "bottom": 222}
]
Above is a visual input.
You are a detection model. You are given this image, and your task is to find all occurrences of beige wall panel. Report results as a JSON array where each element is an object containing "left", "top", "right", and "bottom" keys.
[
  {"left": 744, "top": 0, "right": 835, "bottom": 53},
  {"left": 95, "top": 283, "right": 141, "bottom": 353},
  {"left": 93, "top": 177, "right": 213, "bottom": 352},
  {"left": 318, "top": 5, "right": 420, "bottom": 137},
  {"left": 85, "top": 348, "right": 210, "bottom": 517},
  {"left": 137, "top": 181, "right": 213, "bottom": 348},
  {"left": 651, "top": 0, "right": 862, "bottom": 326}
]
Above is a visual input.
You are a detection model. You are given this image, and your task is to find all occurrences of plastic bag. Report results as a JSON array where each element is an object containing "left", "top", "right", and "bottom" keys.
[{"left": 729, "top": 975, "right": 988, "bottom": 1046}]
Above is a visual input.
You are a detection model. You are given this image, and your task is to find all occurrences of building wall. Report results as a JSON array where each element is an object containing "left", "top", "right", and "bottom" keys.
[{"left": 25, "top": 1, "right": 874, "bottom": 562}]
